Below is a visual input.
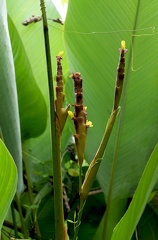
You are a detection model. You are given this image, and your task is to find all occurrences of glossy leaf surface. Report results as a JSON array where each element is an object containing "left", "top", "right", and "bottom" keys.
[
  {"left": 64, "top": 0, "right": 158, "bottom": 199},
  {"left": 7, "top": 0, "right": 70, "bottom": 184},
  {"left": 111, "top": 143, "right": 158, "bottom": 240},
  {"left": 0, "top": 139, "right": 18, "bottom": 230},
  {"left": 0, "top": 0, "right": 23, "bottom": 194},
  {"left": 8, "top": 16, "right": 47, "bottom": 140}
]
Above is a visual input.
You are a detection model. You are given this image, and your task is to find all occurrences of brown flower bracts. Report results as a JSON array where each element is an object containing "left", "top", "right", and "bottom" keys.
[
  {"left": 113, "top": 40, "right": 128, "bottom": 110},
  {"left": 69, "top": 73, "right": 92, "bottom": 165},
  {"left": 55, "top": 52, "right": 70, "bottom": 134}
]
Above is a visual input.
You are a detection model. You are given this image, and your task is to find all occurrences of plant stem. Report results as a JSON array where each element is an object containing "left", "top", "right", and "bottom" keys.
[
  {"left": 73, "top": 200, "right": 85, "bottom": 240},
  {"left": 79, "top": 164, "right": 82, "bottom": 193},
  {"left": 40, "top": 1, "right": 67, "bottom": 239},
  {"left": 11, "top": 202, "right": 18, "bottom": 238},
  {"left": 15, "top": 193, "right": 28, "bottom": 238},
  {"left": 102, "top": 43, "right": 127, "bottom": 240},
  {"left": 72, "top": 108, "right": 119, "bottom": 240},
  {"left": 80, "top": 108, "right": 120, "bottom": 202},
  {"left": 3, "top": 220, "right": 21, "bottom": 232},
  {"left": 22, "top": 146, "right": 41, "bottom": 239},
  {"left": 22, "top": 146, "right": 33, "bottom": 204},
  {"left": 77, "top": 42, "right": 127, "bottom": 240},
  {"left": 53, "top": 122, "right": 67, "bottom": 240}
]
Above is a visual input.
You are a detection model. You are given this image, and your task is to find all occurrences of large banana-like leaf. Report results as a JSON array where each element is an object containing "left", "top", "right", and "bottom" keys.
[
  {"left": 0, "top": 0, "right": 23, "bottom": 194},
  {"left": 7, "top": 0, "right": 70, "bottom": 183},
  {"left": 0, "top": 139, "right": 18, "bottom": 230},
  {"left": 111, "top": 143, "right": 158, "bottom": 240},
  {"left": 8, "top": 16, "right": 47, "bottom": 140},
  {"left": 64, "top": 1, "right": 158, "bottom": 199}
]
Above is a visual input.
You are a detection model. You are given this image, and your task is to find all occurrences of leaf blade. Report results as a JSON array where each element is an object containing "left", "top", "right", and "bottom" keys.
[
  {"left": 64, "top": 0, "right": 158, "bottom": 200},
  {"left": 0, "top": 0, "right": 23, "bottom": 194},
  {"left": 111, "top": 143, "right": 158, "bottom": 240},
  {"left": 0, "top": 139, "right": 18, "bottom": 230}
]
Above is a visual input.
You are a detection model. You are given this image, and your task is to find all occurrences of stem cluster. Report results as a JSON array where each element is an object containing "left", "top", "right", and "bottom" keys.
[{"left": 39, "top": 4, "right": 127, "bottom": 239}]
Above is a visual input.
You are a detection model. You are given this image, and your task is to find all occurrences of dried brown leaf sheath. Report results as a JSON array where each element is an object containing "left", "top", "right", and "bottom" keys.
[
  {"left": 55, "top": 55, "right": 70, "bottom": 134},
  {"left": 22, "top": 15, "right": 42, "bottom": 26}
]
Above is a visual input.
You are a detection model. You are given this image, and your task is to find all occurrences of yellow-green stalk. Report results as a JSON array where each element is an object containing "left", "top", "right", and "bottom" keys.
[
  {"left": 80, "top": 40, "right": 127, "bottom": 201},
  {"left": 73, "top": 41, "right": 127, "bottom": 240}
]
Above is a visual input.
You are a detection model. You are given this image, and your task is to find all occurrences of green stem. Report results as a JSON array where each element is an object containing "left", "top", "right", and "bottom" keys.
[
  {"left": 102, "top": 45, "right": 127, "bottom": 240},
  {"left": 53, "top": 124, "right": 66, "bottom": 239},
  {"left": 22, "top": 146, "right": 33, "bottom": 204},
  {"left": 11, "top": 202, "right": 18, "bottom": 238},
  {"left": 80, "top": 108, "right": 120, "bottom": 201},
  {"left": 73, "top": 200, "right": 85, "bottom": 240},
  {"left": 22, "top": 146, "right": 41, "bottom": 239},
  {"left": 40, "top": 1, "right": 66, "bottom": 239},
  {"left": 79, "top": 164, "right": 82, "bottom": 193},
  {"left": 3, "top": 220, "right": 21, "bottom": 232},
  {"left": 78, "top": 44, "right": 127, "bottom": 240},
  {"left": 15, "top": 193, "right": 28, "bottom": 238},
  {"left": 73, "top": 108, "right": 119, "bottom": 240}
]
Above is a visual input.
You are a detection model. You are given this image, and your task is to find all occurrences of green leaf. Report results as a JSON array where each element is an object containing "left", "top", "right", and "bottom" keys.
[
  {"left": 111, "top": 143, "right": 158, "bottom": 240},
  {"left": 0, "top": 0, "right": 23, "bottom": 194},
  {"left": 8, "top": 16, "right": 47, "bottom": 140},
  {"left": 93, "top": 199, "right": 127, "bottom": 240},
  {"left": 78, "top": 193, "right": 105, "bottom": 240},
  {"left": 136, "top": 205, "right": 158, "bottom": 240},
  {"left": 37, "top": 192, "right": 55, "bottom": 240},
  {"left": 0, "top": 139, "right": 18, "bottom": 230},
  {"left": 7, "top": 0, "right": 71, "bottom": 184},
  {"left": 64, "top": 0, "right": 158, "bottom": 200},
  {"left": 25, "top": 182, "right": 53, "bottom": 231}
]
